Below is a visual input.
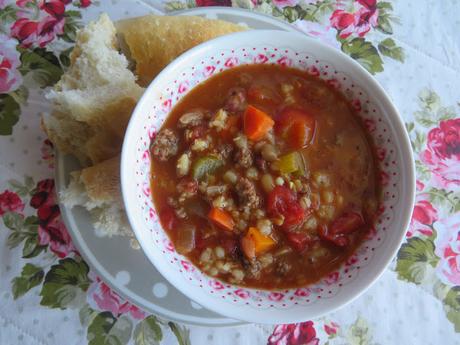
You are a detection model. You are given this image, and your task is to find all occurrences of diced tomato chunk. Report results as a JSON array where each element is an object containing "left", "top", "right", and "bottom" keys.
[
  {"left": 331, "top": 212, "right": 364, "bottom": 235},
  {"left": 160, "top": 207, "right": 177, "bottom": 232},
  {"left": 275, "top": 108, "right": 316, "bottom": 149},
  {"left": 319, "top": 212, "right": 364, "bottom": 247},
  {"left": 267, "top": 186, "right": 307, "bottom": 230},
  {"left": 286, "top": 232, "right": 313, "bottom": 252}
]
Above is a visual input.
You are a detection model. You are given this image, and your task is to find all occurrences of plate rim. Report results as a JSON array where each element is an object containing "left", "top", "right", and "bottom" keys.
[{"left": 55, "top": 7, "right": 300, "bottom": 327}]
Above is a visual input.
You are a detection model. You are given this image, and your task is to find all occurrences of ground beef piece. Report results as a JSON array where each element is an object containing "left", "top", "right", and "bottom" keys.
[
  {"left": 151, "top": 129, "right": 178, "bottom": 161},
  {"left": 242, "top": 258, "right": 261, "bottom": 279},
  {"left": 255, "top": 155, "right": 267, "bottom": 171},
  {"left": 177, "top": 178, "right": 198, "bottom": 195},
  {"left": 225, "top": 87, "right": 247, "bottom": 113},
  {"left": 275, "top": 260, "right": 292, "bottom": 276},
  {"left": 235, "top": 177, "right": 259, "bottom": 209},
  {"left": 234, "top": 147, "right": 253, "bottom": 168},
  {"left": 216, "top": 144, "right": 233, "bottom": 160},
  {"left": 184, "top": 125, "right": 207, "bottom": 143}
]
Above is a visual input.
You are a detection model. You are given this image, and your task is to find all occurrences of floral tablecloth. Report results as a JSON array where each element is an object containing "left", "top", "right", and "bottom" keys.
[{"left": 1, "top": 0, "right": 459, "bottom": 344}]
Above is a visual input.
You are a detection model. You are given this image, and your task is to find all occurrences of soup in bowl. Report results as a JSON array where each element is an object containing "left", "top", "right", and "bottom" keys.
[{"left": 121, "top": 30, "right": 415, "bottom": 323}]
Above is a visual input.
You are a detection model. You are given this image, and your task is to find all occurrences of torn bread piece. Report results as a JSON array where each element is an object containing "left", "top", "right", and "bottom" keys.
[
  {"left": 43, "top": 14, "right": 144, "bottom": 166},
  {"left": 60, "top": 156, "right": 138, "bottom": 248},
  {"left": 116, "top": 15, "right": 246, "bottom": 86}
]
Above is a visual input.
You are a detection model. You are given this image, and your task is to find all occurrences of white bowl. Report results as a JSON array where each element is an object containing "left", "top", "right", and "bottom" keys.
[{"left": 121, "top": 30, "right": 415, "bottom": 324}]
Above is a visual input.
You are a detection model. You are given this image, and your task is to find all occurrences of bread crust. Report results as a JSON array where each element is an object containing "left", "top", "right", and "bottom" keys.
[{"left": 116, "top": 15, "right": 246, "bottom": 86}]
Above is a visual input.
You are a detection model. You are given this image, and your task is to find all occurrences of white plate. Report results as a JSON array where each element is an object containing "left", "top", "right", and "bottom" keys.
[{"left": 56, "top": 7, "right": 298, "bottom": 327}]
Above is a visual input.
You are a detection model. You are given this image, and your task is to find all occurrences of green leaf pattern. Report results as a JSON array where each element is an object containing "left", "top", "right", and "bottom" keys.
[
  {"left": 40, "top": 258, "right": 92, "bottom": 309},
  {"left": 87, "top": 312, "right": 133, "bottom": 345},
  {"left": 12, "top": 263, "right": 44, "bottom": 299},
  {"left": 341, "top": 38, "right": 384, "bottom": 75},
  {"left": 133, "top": 316, "right": 163, "bottom": 345},
  {"left": 395, "top": 87, "right": 460, "bottom": 331}
]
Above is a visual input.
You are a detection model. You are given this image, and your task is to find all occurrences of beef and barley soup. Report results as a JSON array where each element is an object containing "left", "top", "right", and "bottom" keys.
[{"left": 150, "top": 64, "right": 380, "bottom": 289}]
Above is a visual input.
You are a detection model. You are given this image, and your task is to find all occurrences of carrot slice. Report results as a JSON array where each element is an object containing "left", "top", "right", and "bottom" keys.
[
  {"left": 208, "top": 207, "right": 234, "bottom": 231},
  {"left": 245, "top": 227, "right": 276, "bottom": 256},
  {"left": 243, "top": 105, "right": 275, "bottom": 141},
  {"left": 275, "top": 108, "right": 316, "bottom": 149}
]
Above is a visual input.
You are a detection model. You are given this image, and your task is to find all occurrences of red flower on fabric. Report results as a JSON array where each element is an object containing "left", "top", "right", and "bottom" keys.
[
  {"left": 30, "top": 179, "right": 76, "bottom": 257},
  {"left": 89, "top": 277, "right": 146, "bottom": 319},
  {"left": 268, "top": 321, "right": 319, "bottom": 345},
  {"left": 421, "top": 118, "right": 460, "bottom": 189},
  {"left": 10, "top": 15, "right": 65, "bottom": 48},
  {"left": 407, "top": 195, "right": 438, "bottom": 238},
  {"left": 10, "top": 18, "right": 38, "bottom": 47},
  {"left": 357, "top": 0, "right": 376, "bottom": 9},
  {"left": 0, "top": 190, "right": 25, "bottom": 216},
  {"left": 39, "top": 0, "right": 66, "bottom": 18},
  {"left": 416, "top": 180, "right": 425, "bottom": 191},
  {"left": 79, "top": 0, "right": 91, "bottom": 7},
  {"left": 330, "top": 2, "right": 378, "bottom": 39},
  {"left": 324, "top": 321, "right": 339, "bottom": 336},
  {"left": 195, "top": 0, "right": 231, "bottom": 6},
  {"left": 0, "top": 34, "right": 22, "bottom": 94},
  {"left": 434, "top": 214, "right": 460, "bottom": 285}
]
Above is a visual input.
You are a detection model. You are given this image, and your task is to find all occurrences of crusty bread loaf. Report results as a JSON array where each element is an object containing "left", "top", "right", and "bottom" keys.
[
  {"left": 51, "top": 13, "right": 247, "bottom": 240},
  {"left": 60, "top": 156, "right": 136, "bottom": 242},
  {"left": 116, "top": 15, "right": 246, "bottom": 86},
  {"left": 43, "top": 14, "right": 144, "bottom": 166}
]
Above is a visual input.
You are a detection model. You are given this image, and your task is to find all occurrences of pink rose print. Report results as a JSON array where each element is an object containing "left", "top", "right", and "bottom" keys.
[
  {"left": 293, "top": 20, "right": 340, "bottom": 49},
  {"left": 376, "top": 147, "right": 386, "bottom": 161},
  {"left": 209, "top": 280, "right": 224, "bottom": 290},
  {"left": 416, "top": 180, "right": 425, "bottom": 191},
  {"left": 195, "top": 0, "right": 231, "bottom": 6},
  {"left": 41, "top": 139, "right": 55, "bottom": 168},
  {"left": 0, "top": 190, "right": 25, "bottom": 216},
  {"left": 9, "top": 0, "right": 78, "bottom": 48},
  {"left": 203, "top": 65, "right": 216, "bottom": 77},
  {"left": 324, "top": 271, "right": 339, "bottom": 285},
  {"left": 434, "top": 214, "right": 460, "bottom": 285},
  {"left": 421, "top": 118, "right": 460, "bottom": 189},
  {"left": 0, "top": 0, "right": 7, "bottom": 9},
  {"left": 277, "top": 56, "right": 292, "bottom": 67},
  {"left": 0, "top": 34, "right": 22, "bottom": 94},
  {"left": 268, "top": 321, "right": 319, "bottom": 345},
  {"left": 254, "top": 54, "right": 268, "bottom": 64},
  {"left": 379, "top": 171, "right": 389, "bottom": 186},
  {"left": 30, "top": 179, "right": 76, "bottom": 257},
  {"left": 352, "top": 99, "right": 362, "bottom": 112},
  {"left": 407, "top": 194, "right": 438, "bottom": 238},
  {"left": 363, "top": 118, "right": 376, "bottom": 132},
  {"left": 89, "top": 277, "right": 146, "bottom": 319},
  {"left": 324, "top": 321, "right": 339, "bottom": 336},
  {"left": 11, "top": 16, "right": 65, "bottom": 48},
  {"left": 269, "top": 292, "right": 284, "bottom": 301},
  {"left": 273, "top": 0, "right": 298, "bottom": 9},
  {"left": 234, "top": 288, "right": 250, "bottom": 299},
  {"left": 40, "top": 0, "right": 66, "bottom": 17},
  {"left": 330, "top": 0, "right": 378, "bottom": 39},
  {"left": 78, "top": 0, "right": 91, "bottom": 7},
  {"left": 294, "top": 288, "right": 311, "bottom": 297},
  {"left": 357, "top": 0, "right": 377, "bottom": 9}
]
